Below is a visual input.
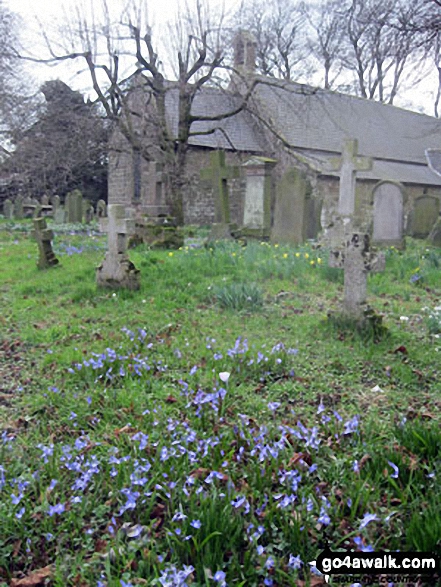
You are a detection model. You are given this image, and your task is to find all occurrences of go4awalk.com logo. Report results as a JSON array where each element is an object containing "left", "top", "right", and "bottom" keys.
[{"left": 309, "top": 548, "right": 440, "bottom": 584}]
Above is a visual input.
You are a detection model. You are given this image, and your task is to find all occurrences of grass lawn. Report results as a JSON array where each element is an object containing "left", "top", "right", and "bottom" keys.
[{"left": 0, "top": 219, "right": 440, "bottom": 587}]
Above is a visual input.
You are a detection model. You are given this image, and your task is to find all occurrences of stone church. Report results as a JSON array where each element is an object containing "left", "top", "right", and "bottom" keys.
[{"left": 108, "top": 33, "right": 441, "bottom": 245}]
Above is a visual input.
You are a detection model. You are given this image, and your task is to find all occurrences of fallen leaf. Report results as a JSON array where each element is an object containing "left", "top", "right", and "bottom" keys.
[
  {"left": 10, "top": 565, "right": 53, "bottom": 586},
  {"left": 393, "top": 345, "right": 408, "bottom": 354}
]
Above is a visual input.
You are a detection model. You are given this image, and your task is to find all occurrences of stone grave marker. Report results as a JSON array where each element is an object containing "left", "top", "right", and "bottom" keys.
[
  {"left": 96, "top": 199, "right": 107, "bottom": 218},
  {"left": 31, "top": 217, "right": 59, "bottom": 269},
  {"left": 329, "top": 233, "right": 385, "bottom": 319},
  {"left": 41, "top": 195, "right": 50, "bottom": 206},
  {"left": 65, "top": 190, "right": 83, "bottom": 223},
  {"left": 3, "top": 199, "right": 14, "bottom": 219},
  {"left": 428, "top": 219, "right": 441, "bottom": 247},
  {"left": 23, "top": 197, "right": 39, "bottom": 218},
  {"left": 328, "top": 139, "right": 372, "bottom": 217},
  {"left": 14, "top": 197, "right": 24, "bottom": 219},
  {"left": 96, "top": 204, "right": 140, "bottom": 290},
  {"left": 200, "top": 150, "right": 239, "bottom": 239},
  {"left": 240, "top": 156, "right": 276, "bottom": 239},
  {"left": 272, "top": 168, "right": 312, "bottom": 245},
  {"left": 372, "top": 182, "right": 404, "bottom": 247},
  {"left": 51, "top": 195, "right": 65, "bottom": 224},
  {"left": 82, "top": 199, "right": 94, "bottom": 224},
  {"left": 407, "top": 195, "right": 439, "bottom": 239},
  {"left": 328, "top": 139, "right": 384, "bottom": 321}
]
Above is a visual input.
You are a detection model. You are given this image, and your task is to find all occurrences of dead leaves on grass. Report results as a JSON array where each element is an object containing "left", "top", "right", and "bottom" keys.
[{"left": 10, "top": 565, "right": 53, "bottom": 587}]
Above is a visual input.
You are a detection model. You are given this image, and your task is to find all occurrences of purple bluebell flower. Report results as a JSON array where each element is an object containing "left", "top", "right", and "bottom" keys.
[
  {"left": 387, "top": 461, "right": 399, "bottom": 479},
  {"left": 359, "top": 512, "right": 378, "bottom": 529},
  {"left": 288, "top": 554, "right": 303, "bottom": 569},
  {"left": 190, "top": 519, "right": 201, "bottom": 529},
  {"left": 48, "top": 502, "right": 65, "bottom": 516}
]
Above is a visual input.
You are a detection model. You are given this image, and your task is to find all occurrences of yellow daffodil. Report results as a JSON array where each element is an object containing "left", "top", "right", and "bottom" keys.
[{"left": 304, "top": 253, "right": 309, "bottom": 259}]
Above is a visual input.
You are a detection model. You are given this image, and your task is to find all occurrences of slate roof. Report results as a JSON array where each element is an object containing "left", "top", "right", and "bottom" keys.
[
  {"left": 164, "top": 86, "right": 267, "bottom": 153},
  {"left": 163, "top": 78, "right": 441, "bottom": 186}
]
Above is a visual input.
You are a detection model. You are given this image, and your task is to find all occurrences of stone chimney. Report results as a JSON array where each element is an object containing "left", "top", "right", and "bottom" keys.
[{"left": 233, "top": 30, "right": 256, "bottom": 77}]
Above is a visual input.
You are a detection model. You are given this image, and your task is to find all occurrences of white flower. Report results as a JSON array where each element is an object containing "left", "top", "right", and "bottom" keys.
[
  {"left": 399, "top": 316, "right": 409, "bottom": 322},
  {"left": 371, "top": 384, "right": 384, "bottom": 393},
  {"left": 219, "top": 372, "right": 230, "bottom": 383}
]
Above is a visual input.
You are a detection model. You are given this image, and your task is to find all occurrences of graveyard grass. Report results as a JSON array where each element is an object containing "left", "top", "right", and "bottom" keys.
[{"left": 0, "top": 219, "right": 440, "bottom": 587}]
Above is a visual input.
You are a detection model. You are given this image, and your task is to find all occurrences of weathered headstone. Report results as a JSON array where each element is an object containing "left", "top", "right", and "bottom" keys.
[
  {"left": 272, "top": 168, "right": 312, "bottom": 245},
  {"left": 200, "top": 150, "right": 239, "bottom": 239},
  {"left": 372, "top": 182, "right": 404, "bottom": 247},
  {"left": 3, "top": 199, "right": 14, "bottom": 219},
  {"left": 31, "top": 217, "right": 59, "bottom": 269},
  {"left": 51, "top": 195, "right": 65, "bottom": 224},
  {"left": 96, "top": 199, "right": 107, "bottom": 218},
  {"left": 329, "top": 233, "right": 385, "bottom": 319},
  {"left": 407, "top": 195, "right": 439, "bottom": 238},
  {"left": 23, "top": 197, "right": 39, "bottom": 218},
  {"left": 428, "top": 218, "right": 441, "bottom": 247},
  {"left": 41, "top": 195, "right": 50, "bottom": 206},
  {"left": 240, "top": 156, "right": 276, "bottom": 239},
  {"left": 14, "top": 197, "right": 24, "bottom": 219},
  {"left": 328, "top": 139, "right": 372, "bottom": 217},
  {"left": 65, "top": 190, "right": 83, "bottom": 223},
  {"left": 96, "top": 204, "right": 140, "bottom": 290},
  {"left": 328, "top": 140, "right": 384, "bottom": 321},
  {"left": 133, "top": 215, "right": 184, "bottom": 249},
  {"left": 82, "top": 199, "right": 94, "bottom": 224}
]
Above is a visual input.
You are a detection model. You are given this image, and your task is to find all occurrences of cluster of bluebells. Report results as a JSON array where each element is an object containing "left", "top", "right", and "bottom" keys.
[
  {"left": 68, "top": 328, "right": 167, "bottom": 384},
  {"left": 0, "top": 338, "right": 401, "bottom": 585}
]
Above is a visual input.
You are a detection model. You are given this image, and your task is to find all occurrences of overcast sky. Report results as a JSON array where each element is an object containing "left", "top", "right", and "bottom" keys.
[{"left": 5, "top": 0, "right": 439, "bottom": 115}]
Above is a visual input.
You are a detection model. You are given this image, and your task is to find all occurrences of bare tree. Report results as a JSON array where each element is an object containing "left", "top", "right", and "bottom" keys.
[
  {"left": 343, "top": 0, "right": 427, "bottom": 104},
  {"left": 302, "top": 0, "right": 349, "bottom": 90},
  {"left": 0, "top": 2, "right": 39, "bottom": 153},
  {"left": 234, "top": 0, "right": 312, "bottom": 81}
]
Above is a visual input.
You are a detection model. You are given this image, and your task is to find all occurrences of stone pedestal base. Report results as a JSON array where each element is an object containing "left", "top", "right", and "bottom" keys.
[{"left": 96, "top": 253, "right": 140, "bottom": 290}]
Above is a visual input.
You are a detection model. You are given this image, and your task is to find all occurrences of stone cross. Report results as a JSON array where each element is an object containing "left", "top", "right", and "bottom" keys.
[
  {"left": 96, "top": 204, "right": 140, "bottom": 290},
  {"left": 31, "top": 218, "right": 59, "bottom": 270},
  {"left": 201, "top": 150, "right": 239, "bottom": 236},
  {"left": 329, "top": 232, "right": 385, "bottom": 320},
  {"left": 329, "top": 139, "right": 372, "bottom": 217}
]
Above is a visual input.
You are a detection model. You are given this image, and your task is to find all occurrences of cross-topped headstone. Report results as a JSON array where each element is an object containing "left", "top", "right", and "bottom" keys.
[
  {"left": 329, "top": 233, "right": 385, "bottom": 319},
  {"left": 329, "top": 139, "right": 372, "bottom": 217},
  {"left": 327, "top": 140, "right": 383, "bottom": 322},
  {"left": 96, "top": 204, "right": 140, "bottom": 290},
  {"left": 31, "top": 218, "right": 59, "bottom": 269},
  {"left": 201, "top": 150, "right": 239, "bottom": 238}
]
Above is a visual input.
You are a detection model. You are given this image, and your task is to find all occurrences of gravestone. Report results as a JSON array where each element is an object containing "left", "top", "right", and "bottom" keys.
[
  {"left": 328, "top": 139, "right": 372, "bottom": 217},
  {"left": 372, "top": 182, "right": 404, "bottom": 247},
  {"left": 3, "top": 199, "right": 14, "bottom": 219},
  {"left": 51, "top": 195, "right": 65, "bottom": 224},
  {"left": 96, "top": 204, "right": 140, "bottom": 290},
  {"left": 200, "top": 150, "right": 239, "bottom": 239},
  {"left": 240, "top": 156, "right": 276, "bottom": 239},
  {"left": 65, "top": 190, "right": 83, "bottom": 223},
  {"left": 14, "top": 197, "right": 24, "bottom": 219},
  {"left": 31, "top": 218, "right": 59, "bottom": 269},
  {"left": 329, "top": 233, "right": 385, "bottom": 319},
  {"left": 272, "top": 168, "right": 312, "bottom": 244},
  {"left": 133, "top": 215, "right": 184, "bottom": 249},
  {"left": 328, "top": 139, "right": 384, "bottom": 321},
  {"left": 428, "top": 219, "right": 441, "bottom": 247},
  {"left": 41, "top": 195, "right": 50, "bottom": 206},
  {"left": 96, "top": 199, "right": 107, "bottom": 218},
  {"left": 407, "top": 195, "right": 439, "bottom": 238},
  {"left": 82, "top": 199, "right": 94, "bottom": 224},
  {"left": 23, "top": 197, "right": 39, "bottom": 218}
]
